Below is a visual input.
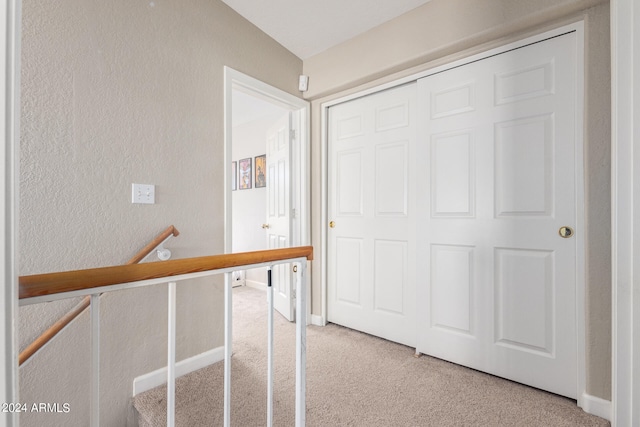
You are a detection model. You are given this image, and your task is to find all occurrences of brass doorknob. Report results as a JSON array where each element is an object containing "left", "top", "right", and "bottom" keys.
[
  {"left": 559, "top": 226, "right": 574, "bottom": 238},
  {"left": 329, "top": 221, "right": 335, "bottom": 228},
  {"left": 262, "top": 224, "right": 270, "bottom": 229}
]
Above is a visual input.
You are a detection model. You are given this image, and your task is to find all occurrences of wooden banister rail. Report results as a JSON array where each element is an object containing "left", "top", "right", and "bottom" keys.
[
  {"left": 18, "top": 225, "right": 180, "bottom": 365},
  {"left": 18, "top": 299, "right": 90, "bottom": 365},
  {"left": 19, "top": 246, "right": 313, "bottom": 300},
  {"left": 126, "top": 225, "right": 180, "bottom": 265}
]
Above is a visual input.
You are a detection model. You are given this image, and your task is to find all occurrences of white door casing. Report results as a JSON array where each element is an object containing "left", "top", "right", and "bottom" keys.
[
  {"left": 1, "top": 0, "right": 19, "bottom": 422},
  {"left": 611, "top": 0, "right": 640, "bottom": 424},
  {"left": 415, "top": 33, "right": 579, "bottom": 398},
  {"left": 327, "top": 83, "right": 417, "bottom": 347},
  {"left": 266, "top": 113, "right": 295, "bottom": 321},
  {"left": 223, "top": 67, "right": 311, "bottom": 329}
]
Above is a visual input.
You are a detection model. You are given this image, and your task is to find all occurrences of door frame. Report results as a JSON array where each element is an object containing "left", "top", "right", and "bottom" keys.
[
  {"left": 1, "top": 0, "right": 19, "bottom": 423},
  {"left": 611, "top": 0, "right": 640, "bottom": 425},
  {"left": 320, "top": 21, "right": 587, "bottom": 407},
  {"left": 223, "top": 67, "right": 311, "bottom": 321}
]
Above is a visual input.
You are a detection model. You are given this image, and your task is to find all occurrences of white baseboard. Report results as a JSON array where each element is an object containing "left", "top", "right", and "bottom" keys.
[
  {"left": 245, "top": 280, "right": 267, "bottom": 290},
  {"left": 133, "top": 346, "right": 225, "bottom": 396},
  {"left": 581, "top": 393, "right": 611, "bottom": 421},
  {"left": 311, "top": 314, "right": 325, "bottom": 326}
]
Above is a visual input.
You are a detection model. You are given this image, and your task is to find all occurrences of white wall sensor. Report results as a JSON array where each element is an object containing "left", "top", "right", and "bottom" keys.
[{"left": 298, "top": 75, "right": 309, "bottom": 92}]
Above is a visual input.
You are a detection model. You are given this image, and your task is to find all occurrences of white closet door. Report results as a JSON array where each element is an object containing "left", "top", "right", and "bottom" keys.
[
  {"left": 416, "top": 33, "right": 579, "bottom": 398},
  {"left": 328, "top": 83, "right": 417, "bottom": 347}
]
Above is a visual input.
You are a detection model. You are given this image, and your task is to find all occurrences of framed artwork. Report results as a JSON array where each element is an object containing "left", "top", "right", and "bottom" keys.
[
  {"left": 239, "top": 158, "right": 252, "bottom": 190},
  {"left": 231, "top": 161, "right": 237, "bottom": 191},
  {"left": 255, "top": 154, "right": 266, "bottom": 188}
]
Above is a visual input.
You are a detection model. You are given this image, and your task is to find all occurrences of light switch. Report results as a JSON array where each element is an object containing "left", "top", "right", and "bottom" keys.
[{"left": 132, "top": 183, "right": 155, "bottom": 204}]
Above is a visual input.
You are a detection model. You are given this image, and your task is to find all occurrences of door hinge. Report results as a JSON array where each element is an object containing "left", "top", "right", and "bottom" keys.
[
  {"left": 290, "top": 129, "right": 296, "bottom": 140},
  {"left": 291, "top": 208, "right": 297, "bottom": 218}
]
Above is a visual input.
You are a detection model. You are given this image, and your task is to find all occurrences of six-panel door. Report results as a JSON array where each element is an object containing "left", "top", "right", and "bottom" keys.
[
  {"left": 415, "top": 33, "right": 578, "bottom": 398},
  {"left": 328, "top": 83, "right": 418, "bottom": 347}
]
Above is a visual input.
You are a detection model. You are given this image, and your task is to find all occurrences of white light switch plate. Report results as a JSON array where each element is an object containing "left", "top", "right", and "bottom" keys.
[{"left": 132, "top": 183, "right": 155, "bottom": 204}]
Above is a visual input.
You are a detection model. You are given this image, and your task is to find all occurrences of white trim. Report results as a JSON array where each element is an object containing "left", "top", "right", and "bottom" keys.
[
  {"left": 572, "top": 21, "right": 587, "bottom": 410},
  {"left": 132, "top": 346, "right": 225, "bottom": 396},
  {"left": 611, "top": 0, "right": 639, "bottom": 425},
  {"left": 320, "top": 105, "right": 328, "bottom": 326},
  {"left": 581, "top": 393, "right": 612, "bottom": 421},
  {"left": 223, "top": 67, "right": 311, "bottom": 326},
  {"left": 246, "top": 279, "right": 267, "bottom": 290},
  {"left": 311, "top": 314, "right": 325, "bottom": 327},
  {"left": 1, "top": 0, "right": 19, "bottom": 425},
  {"left": 320, "top": 21, "right": 587, "bottom": 403}
]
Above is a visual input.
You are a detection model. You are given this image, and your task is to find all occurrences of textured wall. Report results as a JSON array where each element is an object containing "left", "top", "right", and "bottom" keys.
[
  {"left": 305, "top": 0, "right": 611, "bottom": 401},
  {"left": 18, "top": 0, "right": 301, "bottom": 425}
]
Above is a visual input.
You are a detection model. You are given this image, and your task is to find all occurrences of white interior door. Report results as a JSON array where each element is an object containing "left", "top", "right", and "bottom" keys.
[
  {"left": 416, "top": 33, "right": 579, "bottom": 398},
  {"left": 327, "top": 83, "right": 417, "bottom": 347},
  {"left": 266, "top": 113, "right": 294, "bottom": 321}
]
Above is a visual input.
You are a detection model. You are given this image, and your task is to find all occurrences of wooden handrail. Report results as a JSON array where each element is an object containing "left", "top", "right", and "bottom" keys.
[
  {"left": 19, "top": 246, "right": 313, "bottom": 300},
  {"left": 19, "top": 298, "right": 91, "bottom": 365},
  {"left": 19, "top": 225, "right": 180, "bottom": 365},
  {"left": 126, "top": 225, "right": 180, "bottom": 264}
]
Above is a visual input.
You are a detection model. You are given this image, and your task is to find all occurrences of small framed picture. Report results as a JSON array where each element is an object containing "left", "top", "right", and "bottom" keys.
[
  {"left": 231, "top": 161, "right": 237, "bottom": 191},
  {"left": 255, "top": 154, "right": 266, "bottom": 188},
  {"left": 239, "top": 158, "right": 252, "bottom": 190}
]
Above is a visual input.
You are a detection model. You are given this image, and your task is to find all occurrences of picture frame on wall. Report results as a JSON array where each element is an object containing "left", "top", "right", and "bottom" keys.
[
  {"left": 255, "top": 154, "right": 266, "bottom": 188},
  {"left": 231, "top": 161, "right": 237, "bottom": 191},
  {"left": 239, "top": 158, "right": 252, "bottom": 190}
]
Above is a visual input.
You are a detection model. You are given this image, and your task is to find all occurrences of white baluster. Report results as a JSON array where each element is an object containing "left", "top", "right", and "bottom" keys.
[
  {"left": 90, "top": 294, "right": 100, "bottom": 427},
  {"left": 267, "top": 268, "right": 274, "bottom": 427},
  {"left": 167, "top": 282, "right": 176, "bottom": 427},
  {"left": 295, "top": 261, "right": 307, "bottom": 427},
  {"left": 224, "top": 273, "right": 232, "bottom": 427}
]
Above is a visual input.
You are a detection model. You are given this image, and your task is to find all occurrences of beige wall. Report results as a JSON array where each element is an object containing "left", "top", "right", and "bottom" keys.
[
  {"left": 18, "top": 0, "right": 301, "bottom": 425},
  {"left": 305, "top": 0, "right": 611, "bottom": 400}
]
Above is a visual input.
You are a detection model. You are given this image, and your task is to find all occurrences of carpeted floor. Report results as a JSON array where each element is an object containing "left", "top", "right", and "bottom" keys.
[{"left": 133, "top": 286, "right": 610, "bottom": 426}]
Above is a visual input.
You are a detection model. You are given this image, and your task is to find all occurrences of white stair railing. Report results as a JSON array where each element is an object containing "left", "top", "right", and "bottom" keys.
[
  {"left": 19, "top": 246, "right": 313, "bottom": 427},
  {"left": 19, "top": 225, "right": 181, "bottom": 367}
]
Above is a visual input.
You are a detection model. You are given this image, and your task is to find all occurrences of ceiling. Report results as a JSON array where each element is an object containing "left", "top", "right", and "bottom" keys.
[{"left": 220, "top": 0, "right": 433, "bottom": 59}]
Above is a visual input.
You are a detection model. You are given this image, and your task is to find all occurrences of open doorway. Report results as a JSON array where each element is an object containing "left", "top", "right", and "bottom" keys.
[
  {"left": 230, "top": 90, "right": 288, "bottom": 289},
  {"left": 224, "top": 67, "right": 310, "bottom": 322}
]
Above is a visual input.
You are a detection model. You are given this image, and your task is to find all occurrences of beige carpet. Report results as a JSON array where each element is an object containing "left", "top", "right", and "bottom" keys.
[{"left": 133, "top": 286, "right": 609, "bottom": 426}]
